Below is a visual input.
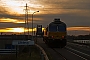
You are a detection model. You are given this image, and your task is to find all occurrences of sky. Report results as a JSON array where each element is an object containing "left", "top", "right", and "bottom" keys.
[{"left": 0, "top": 0, "right": 90, "bottom": 35}]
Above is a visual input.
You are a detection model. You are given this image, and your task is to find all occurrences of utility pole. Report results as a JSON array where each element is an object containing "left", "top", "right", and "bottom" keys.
[{"left": 24, "top": 3, "right": 29, "bottom": 40}]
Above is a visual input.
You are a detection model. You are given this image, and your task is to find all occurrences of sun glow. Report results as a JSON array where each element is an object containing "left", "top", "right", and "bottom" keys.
[
  {"left": 12, "top": 28, "right": 24, "bottom": 32},
  {"left": 0, "top": 27, "right": 45, "bottom": 33},
  {"left": 2, "top": 0, "right": 28, "bottom": 14},
  {"left": 1, "top": 0, "right": 43, "bottom": 14}
]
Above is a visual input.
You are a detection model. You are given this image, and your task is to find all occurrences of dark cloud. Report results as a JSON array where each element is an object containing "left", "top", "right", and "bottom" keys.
[
  {"left": 0, "top": 22, "right": 25, "bottom": 28},
  {"left": 36, "top": 0, "right": 90, "bottom": 9},
  {"left": 32, "top": 14, "right": 90, "bottom": 28},
  {"left": 67, "top": 30, "right": 89, "bottom": 35}
]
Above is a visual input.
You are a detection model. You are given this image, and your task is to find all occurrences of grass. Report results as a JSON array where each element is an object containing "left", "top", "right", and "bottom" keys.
[{"left": 0, "top": 46, "right": 41, "bottom": 60}]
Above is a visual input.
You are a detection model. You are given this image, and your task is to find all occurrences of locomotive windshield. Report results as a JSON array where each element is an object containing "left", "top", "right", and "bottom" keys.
[
  {"left": 49, "top": 25, "right": 66, "bottom": 32},
  {"left": 58, "top": 26, "right": 66, "bottom": 32},
  {"left": 49, "top": 25, "right": 57, "bottom": 31}
]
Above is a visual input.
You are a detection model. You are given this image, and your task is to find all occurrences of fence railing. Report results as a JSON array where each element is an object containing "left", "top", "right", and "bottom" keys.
[{"left": 0, "top": 49, "right": 17, "bottom": 54}]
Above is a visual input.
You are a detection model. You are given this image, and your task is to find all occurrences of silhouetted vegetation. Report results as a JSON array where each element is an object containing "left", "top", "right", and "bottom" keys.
[{"left": 67, "top": 34, "right": 90, "bottom": 40}]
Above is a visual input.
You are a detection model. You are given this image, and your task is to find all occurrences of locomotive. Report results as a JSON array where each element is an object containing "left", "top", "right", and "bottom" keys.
[{"left": 43, "top": 18, "right": 67, "bottom": 48}]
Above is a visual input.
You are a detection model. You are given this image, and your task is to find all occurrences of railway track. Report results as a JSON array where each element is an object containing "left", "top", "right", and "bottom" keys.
[
  {"left": 52, "top": 48, "right": 67, "bottom": 60},
  {"left": 48, "top": 41, "right": 90, "bottom": 60},
  {"left": 36, "top": 38, "right": 90, "bottom": 60},
  {"left": 65, "top": 42, "right": 90, "bottom": 60},
  {"left": 68, "top": 42, "right": 90, "bottom": 48}
]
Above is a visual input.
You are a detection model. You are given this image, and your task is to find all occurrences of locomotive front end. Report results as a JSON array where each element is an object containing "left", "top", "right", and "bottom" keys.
[{"left": 43, "top": 18, "right": 67, "bottom": 48}]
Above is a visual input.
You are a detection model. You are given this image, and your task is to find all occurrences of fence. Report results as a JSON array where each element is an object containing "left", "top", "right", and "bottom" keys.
[{"left": 0, "top": 49, "right": 17, "bottom": 54}]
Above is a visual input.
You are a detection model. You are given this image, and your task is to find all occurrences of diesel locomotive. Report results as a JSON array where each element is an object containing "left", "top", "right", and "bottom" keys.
[{"left": 43, "top": 18, "right": 67, "bottom": 48}]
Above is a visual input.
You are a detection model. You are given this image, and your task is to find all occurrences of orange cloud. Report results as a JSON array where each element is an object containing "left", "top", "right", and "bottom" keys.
[
  {"left": 0, "top": 28, "right": 24, "bottom": 32},
  {"left": 0, "top": 18, "right": 25, "bottom": 23},
  {"left": 67, "top": 26, "right": 90, "bottom": 31}
]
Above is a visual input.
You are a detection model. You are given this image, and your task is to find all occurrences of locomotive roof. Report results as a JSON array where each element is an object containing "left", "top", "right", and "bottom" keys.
[
  {"left": 54, "top": 18, "right": 60, "bottom": 22},
  {"left": 49, "top": 18, "right": 66, "bottom": 25}
]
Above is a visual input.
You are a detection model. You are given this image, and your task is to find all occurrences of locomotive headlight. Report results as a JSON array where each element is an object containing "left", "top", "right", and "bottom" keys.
[
  {"left": 62, "top": 36, "right": 65, "bottom": 39},
  {"left": 52, "top": 36, "right": 54, "bottom": 38}
]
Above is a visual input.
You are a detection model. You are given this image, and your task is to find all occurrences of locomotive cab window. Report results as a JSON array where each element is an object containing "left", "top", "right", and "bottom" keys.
[
  {"left": 49, "top": 25, "right": 57, "bottom": 32},
  {"left": 58, "top": 25, "right": 66, "bottom": 32}
]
